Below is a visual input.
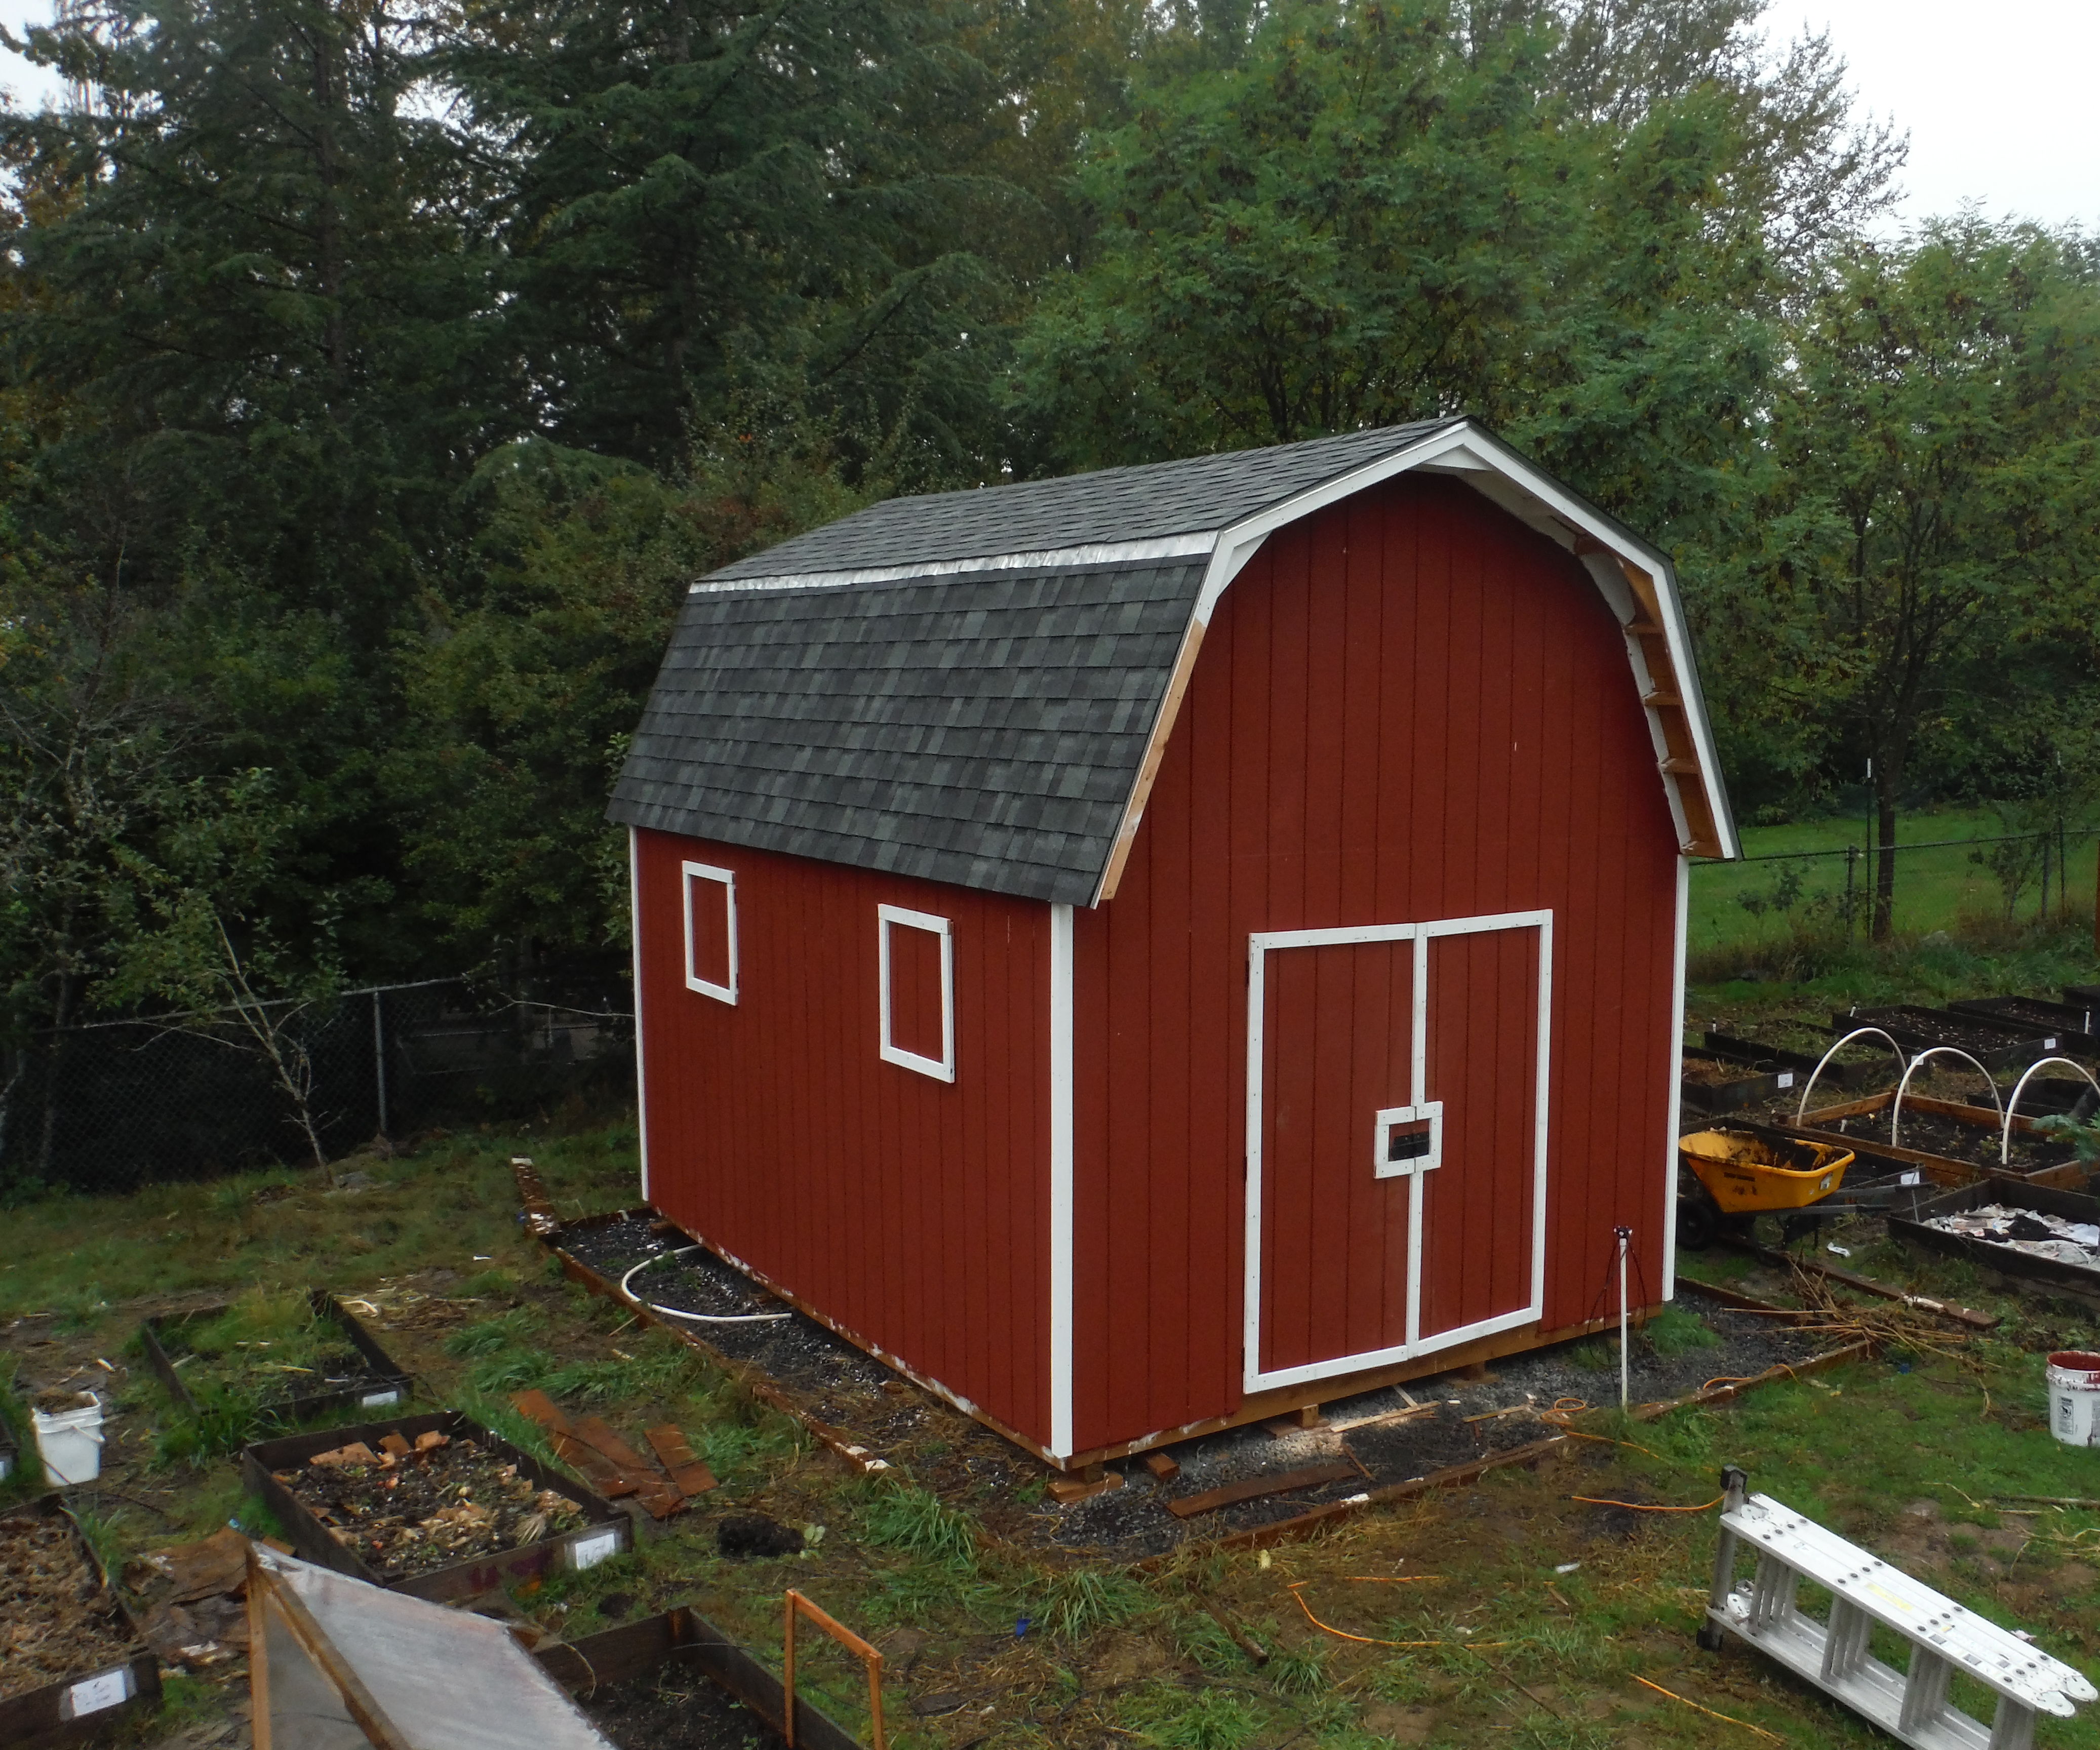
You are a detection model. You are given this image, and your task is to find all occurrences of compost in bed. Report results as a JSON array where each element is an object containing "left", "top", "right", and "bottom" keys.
[
  {"left": 272, "top": 1429, "right": 587, "bottom": 1580},
  {"left": 574, "top": 1660, "right": 787, "bottom": 1750},
  {"left": 0, "top": 1509, "right": 140, "bottom": 1703},
  {"left": 558, "top": 1217, "right": 1838, "bottom": 1561}
]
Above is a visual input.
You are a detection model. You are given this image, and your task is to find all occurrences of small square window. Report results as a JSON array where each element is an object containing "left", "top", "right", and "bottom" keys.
[
  {"left": 879, "top": 904, "right": 954, "bottom": 1082},
  {"left": 683, "top": 862, "right": 737, "bottom": 1004}
]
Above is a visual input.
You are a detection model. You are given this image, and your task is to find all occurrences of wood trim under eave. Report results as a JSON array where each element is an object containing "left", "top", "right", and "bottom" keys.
[
  {"left": 1094, "top": 616, "right": 1208, "bottom": 905},
  {"left": 1615, "top": 558, "right": 1726, "bottom": 859}
]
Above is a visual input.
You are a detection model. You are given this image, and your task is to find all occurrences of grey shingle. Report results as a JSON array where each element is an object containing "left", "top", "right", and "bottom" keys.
[
  {"left": 609, "top": 559, "right": 1205, "bottom": 905},
  {"left": 608, "top": 421, "right": 1520, "bottom": 903},
  {"left": 706, "top": 420, "right": 1460, "bottom": 582}
]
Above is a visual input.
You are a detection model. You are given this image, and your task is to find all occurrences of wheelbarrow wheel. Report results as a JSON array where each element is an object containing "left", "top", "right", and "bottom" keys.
[{"left": 1675, "top": 1183, "right": 1721, "bottom": 1251}]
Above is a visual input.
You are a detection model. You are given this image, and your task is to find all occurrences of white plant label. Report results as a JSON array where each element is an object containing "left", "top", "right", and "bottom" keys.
[
  {"left": 361, "top": 1389, "right": 402, "bottom": 1409},
  {"left": 1900, "top": 1170, "right": 1921, "bottom": 1186},
  {"left": 64, "top": 1668, "right": 132, "bottom": 1716},
  {"left": 570, "top": 1531, "right": 620, "bottom": 1570},
  {"left": 1776, "top": 1072, "right": 1795, "bottom": 1089}
]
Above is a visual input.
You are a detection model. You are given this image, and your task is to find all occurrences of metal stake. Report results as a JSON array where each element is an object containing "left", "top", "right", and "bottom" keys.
[{"left": 1615, "top": 1226, "right": 1632, "bottom": 1411}]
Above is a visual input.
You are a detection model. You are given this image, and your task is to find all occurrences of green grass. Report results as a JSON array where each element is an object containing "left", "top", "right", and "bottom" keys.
[
  {"left": 0, "top": 1127, "right": 637, "bottom": 1318},
  {"left": 1691, "top": 803, "right": 2098, "bottom": 961},
  {"left": 9, "top": 1093, "right": 2100, "bottom": 1747}
]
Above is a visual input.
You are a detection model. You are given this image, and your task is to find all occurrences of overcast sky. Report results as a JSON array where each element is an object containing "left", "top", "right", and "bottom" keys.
[{"left": 1, "top": 0, "right": 2093, "bottom": 235}]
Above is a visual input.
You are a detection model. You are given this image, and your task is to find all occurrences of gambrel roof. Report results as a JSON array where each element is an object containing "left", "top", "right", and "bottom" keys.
[{"left": 610, "top": 421, "right": 1738, "bottom": 906}]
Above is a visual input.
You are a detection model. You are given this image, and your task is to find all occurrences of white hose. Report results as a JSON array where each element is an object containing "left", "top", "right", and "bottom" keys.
[{"left": 616, "top": 1247, "right": 791, "bottom": 1323}]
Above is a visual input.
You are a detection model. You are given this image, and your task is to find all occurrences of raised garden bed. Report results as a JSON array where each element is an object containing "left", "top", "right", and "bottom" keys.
[
  {"left": 1831, "top": 1005, "right": 2049, "bottom": 1073},
  {"left": 1892, "top": 1181, "right": 2100, "bottom": 1308},
  {"left": 1791, "top": 1093, "right": 2087, "bottom": 1187},
  {"left": 1703, "top": 1029, "right": 1885, "bottom": 1091},
  {"left": 243, "top": 1409, "right": 630, "bottom": 1604},
  {"left": 1680, "top": 1048, "right": 1787, "bottom": 1113},
  {"left": 1949, "top": 995, "right": 2100, "bottom": 1057},
  {"left": 536, "top": 1608, "right": 862, "bottom": 1750},
  {"left": 141, "top": 1288, "right": 411, "bottom": 1427},
  {"left": 0, "top": 1495, "right": 160, "bottom": 1746}
]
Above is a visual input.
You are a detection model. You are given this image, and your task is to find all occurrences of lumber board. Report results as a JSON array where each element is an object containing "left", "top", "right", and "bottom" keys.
[
  {"left": 645, "top": 1424, "right": 718, "bottom": 1497},
  {"left": 1166, "top": 1461, "right": 1361, "bottom": 1520}
]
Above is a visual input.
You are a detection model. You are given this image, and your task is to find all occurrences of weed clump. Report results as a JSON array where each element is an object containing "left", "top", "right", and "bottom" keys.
[
  {"left": 1643, "top": 1305, "right": 1721, "bottom": 1357},
  {"left": 860, "top": 1479, "right": 980, "bottom": 1567}
]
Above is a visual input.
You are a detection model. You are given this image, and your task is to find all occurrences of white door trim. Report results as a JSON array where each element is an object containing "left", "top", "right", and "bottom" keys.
[{"left": 1243, "top": 909, "right": 1553, "bottom": 1393}]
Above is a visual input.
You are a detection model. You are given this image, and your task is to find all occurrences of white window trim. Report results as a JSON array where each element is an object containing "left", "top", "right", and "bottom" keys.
[
  {"left": 878, "top": 904, "right": 955, "bottom": 1083},
  {"left": 681, "top": 861, "right": 738, "bottom": 1004},
  {"left": 1243, "top": 909, "right": 1553, "bottom": 1392},
  {"left": 1373, "top": 1103, "right": 1444, "bottom": 1180}
]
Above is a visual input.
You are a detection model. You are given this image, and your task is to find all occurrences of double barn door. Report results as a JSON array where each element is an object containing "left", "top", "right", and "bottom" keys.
[{"left": 1244, "top": 911, "right": 1551, "bottom": 1391}]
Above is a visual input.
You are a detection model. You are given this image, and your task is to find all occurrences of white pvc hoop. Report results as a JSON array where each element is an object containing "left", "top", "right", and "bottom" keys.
[
  {"left": 1891, "top": 1047, "right": 2006, "bottom": 1157},
  {"left": 2002, "top": 1056, "right": 2100, "bottom": 1165},
  {"left": 1797, "top": 1026, "right": 1911, "bottom": 1123}
]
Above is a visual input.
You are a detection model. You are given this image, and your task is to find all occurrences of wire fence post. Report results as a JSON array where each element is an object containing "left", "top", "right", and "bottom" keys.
[
  {"left": 372, "top": 988, "right": 389, "bottom": 1139},
  {"left": 1843, "top": 844, "right": 1858, "bottom": 941}
]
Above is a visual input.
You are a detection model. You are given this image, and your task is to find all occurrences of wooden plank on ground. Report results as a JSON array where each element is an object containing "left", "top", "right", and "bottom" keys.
[
  {"left": 1166, "top": 1461, "right": 1362, "bottom": 1520},
  {"left": 1142, "top": 1451, "right": 1180, "bottom": 1482},
  {"left": 572, "top": 1415, "right": 684, "bottom": 1518},
  {"left": 645, "top": 1425, "right": 718, "bottom": 1497},
  {"left": 512, "top": 1391, "right": 641, "bottom": 1499}
]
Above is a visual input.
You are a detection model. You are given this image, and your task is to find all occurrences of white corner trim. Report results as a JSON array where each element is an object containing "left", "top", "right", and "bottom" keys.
[
  {"left": 630, "top": 827, "right": 651, "bottom": 1203},
  {"left": 878, "top": 903, "right": 956, "bottom": 1082},
  {"left": 680, "top": 861, "right": 738, "bottom": 1004},
  {"left": 1244, "top": 909, "right": 1553, "bottom": 1393},
  {"left": 1048, "top": 903, "right": 1075, "bottom": 1457},
  {"left": 1662, "top": 855, "right": 1689, "bottom": 1301},
  {"left": 690, "top": 533, "right": 1217, "bottom": 594}
]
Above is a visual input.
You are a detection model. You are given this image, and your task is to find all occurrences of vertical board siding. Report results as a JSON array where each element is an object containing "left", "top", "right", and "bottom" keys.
[
  {"left": 1072, "top": 475, "right": 1679, "bottom": 1453},
  {"left": 1418, "top": 928, "right": 1540, "bottom": 1340},
  {"left": 1258, "top": 941, "right": 1415, "bottom": 1374},
  {"left": 636, "top": 830, "right": 1053, "bottom": 1447}
]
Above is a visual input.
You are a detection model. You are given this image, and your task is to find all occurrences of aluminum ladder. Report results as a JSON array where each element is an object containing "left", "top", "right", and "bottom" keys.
[{"left": 1699, "top": 1467, "right": 2095, "bottom": 1749}]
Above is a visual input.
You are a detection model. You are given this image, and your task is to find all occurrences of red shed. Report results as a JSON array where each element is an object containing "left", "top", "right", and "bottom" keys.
[{"left": 611, "top": 420, "right": 1737, "bottom": 1469}]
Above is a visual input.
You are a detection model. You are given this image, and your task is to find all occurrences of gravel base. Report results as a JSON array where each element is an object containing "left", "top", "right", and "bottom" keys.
[{"left": 556, "top": 1217, "right": 1841, "bottom": 1563}]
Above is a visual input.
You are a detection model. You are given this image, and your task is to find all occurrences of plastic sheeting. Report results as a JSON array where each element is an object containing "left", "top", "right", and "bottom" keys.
[{"left": 252, "top": 1545, "right": 612, "bottom": 1750}]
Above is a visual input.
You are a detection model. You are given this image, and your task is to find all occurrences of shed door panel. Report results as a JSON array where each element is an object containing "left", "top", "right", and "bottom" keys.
[
  {"left": 1255, "top": 941, "right": 1415, "bottom": 1376},
  {"left": 1418, "top": 928, "right": 1541, "bottom": 1341},
  {"left": 1247, "top": 913, "right": 1549, "bottom": 1391}
]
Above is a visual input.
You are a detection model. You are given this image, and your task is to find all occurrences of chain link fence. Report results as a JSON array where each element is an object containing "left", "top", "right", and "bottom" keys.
[
  {"left": 0, "top": 980, "right": 633, "bottom": 1199},
  {"left": 1691, "top": 827, "right": 2100, "bottom": 967}
]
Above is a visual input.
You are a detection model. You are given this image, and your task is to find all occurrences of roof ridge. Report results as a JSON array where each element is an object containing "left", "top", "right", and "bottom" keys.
[{"left": 705, "top": 418, "right": 1464, "bottom": 584}]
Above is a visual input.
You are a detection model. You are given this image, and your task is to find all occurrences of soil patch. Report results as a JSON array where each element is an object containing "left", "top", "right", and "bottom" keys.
[
  {"left": 573, "top": 1655, "right": 786, "bottom": 1750},
  {"left": 1810, "top": 1106, "right": 2078, "bottom": 1175},
  {"left": 271, "top": 1430, "right": 587, "bottom": 1580},
  {"left": 1682, "top": 1057, "right": 1763, "bottom": 1087},
  {"left": 0, "top": 1507, "right": 141, "bottom": 1701}
]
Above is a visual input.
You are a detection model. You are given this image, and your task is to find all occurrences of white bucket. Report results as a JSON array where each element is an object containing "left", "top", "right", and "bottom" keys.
[
  {"left": 2047, "top": 1351, "right": 2100, "bottom": 1447},
  {"left": 32, "top": 1394, "right": 105, "bottom": 1485}
]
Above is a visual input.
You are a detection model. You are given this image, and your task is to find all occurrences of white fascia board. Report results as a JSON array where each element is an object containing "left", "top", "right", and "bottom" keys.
[{"left": 689, "top": 532, "right": 1217, "bottom": 594}]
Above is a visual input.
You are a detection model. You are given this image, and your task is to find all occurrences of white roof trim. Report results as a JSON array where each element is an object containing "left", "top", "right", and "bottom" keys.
[{"left": 689, "top": 532, "right": 1217, "bottom": 593}]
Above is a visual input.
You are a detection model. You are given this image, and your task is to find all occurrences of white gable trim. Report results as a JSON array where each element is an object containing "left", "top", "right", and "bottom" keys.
[{"left": 1092, "top": 421, "right": 1736, "bottom": 904}]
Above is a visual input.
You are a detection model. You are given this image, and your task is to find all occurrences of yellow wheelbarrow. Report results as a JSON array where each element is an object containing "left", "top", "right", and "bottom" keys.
[{"left": 1676, "top": 1127, "right": 1855, "bottom": 1250}]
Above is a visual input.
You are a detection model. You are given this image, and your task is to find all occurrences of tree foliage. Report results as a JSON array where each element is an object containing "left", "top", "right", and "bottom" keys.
[{"left": 1, "top": 0, "right": 2098, "bottom": 1037}]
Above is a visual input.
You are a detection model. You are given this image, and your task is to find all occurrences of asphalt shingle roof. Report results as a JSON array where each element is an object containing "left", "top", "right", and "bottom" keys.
[
  {"left": 707, "top": 419, "right": 1460, "bottom": 580},
  {"left": 612, "top": 420, "right": 1490, "bottom": 902},
  {"left": 611, "top": 559, "right": 1207, "bottom": 905}
]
